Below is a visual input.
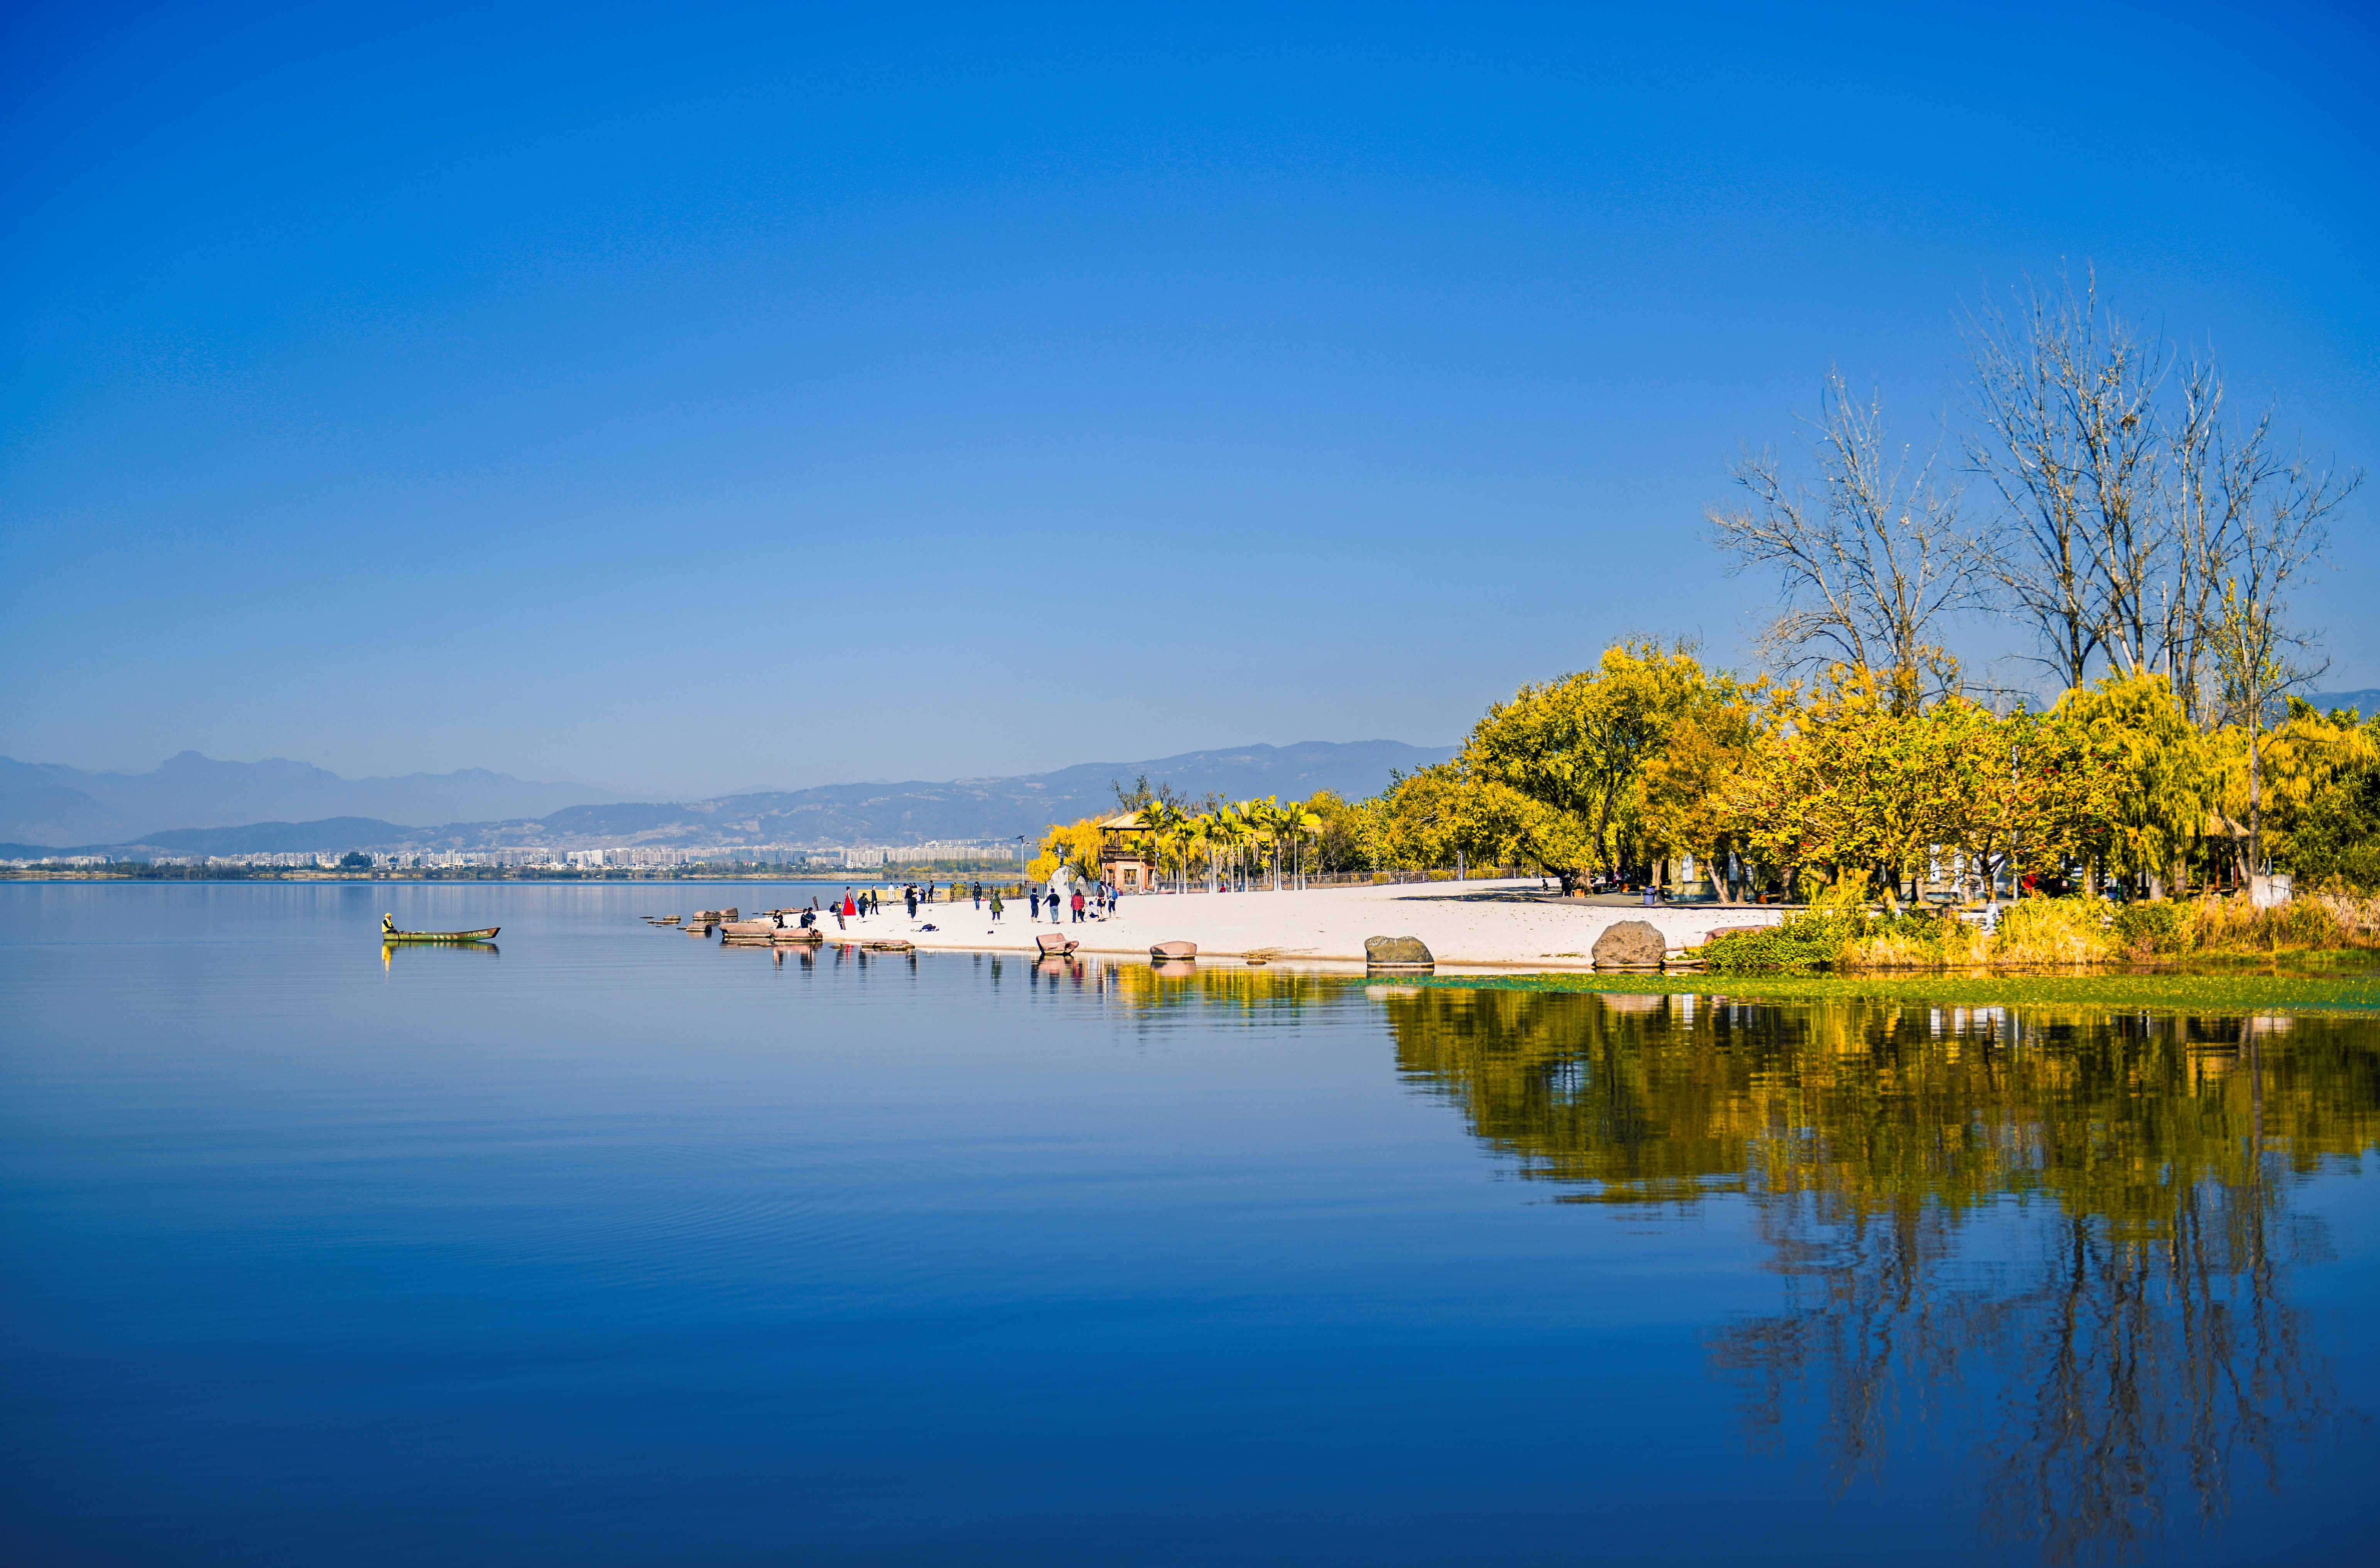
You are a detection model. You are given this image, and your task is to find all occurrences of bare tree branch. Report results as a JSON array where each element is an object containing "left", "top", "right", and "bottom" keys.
[
  {"left": 1708, "top": 370, "right": 1989, "bottom": 710},
  {"left": 1962, "top": 265, "right": 2168, "bottom": 694}
]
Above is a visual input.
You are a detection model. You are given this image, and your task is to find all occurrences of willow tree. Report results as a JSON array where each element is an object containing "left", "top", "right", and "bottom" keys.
[
  {"left": 1384, "top": 764, "right": 1577, "bottom": 879},
  {"left": 2055, "top": 671, "right": 2213, "bottom": 896},
  {"left": 2222, "top": 699, "right": 2380, "bottom": 887}
]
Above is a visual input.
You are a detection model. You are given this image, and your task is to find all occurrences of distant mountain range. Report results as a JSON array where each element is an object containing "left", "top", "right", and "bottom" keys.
[
  {"left": 2306, "top": 689, "right": 2380, "bottom": 719},
  {"left": 0, "top": 739, "right": 1456, "bottom": 858},
  {"left": 0, "top": 752, "right": 628, "bottom": 846}
]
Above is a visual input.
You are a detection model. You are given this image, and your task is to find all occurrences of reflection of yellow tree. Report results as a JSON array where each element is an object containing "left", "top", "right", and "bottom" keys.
[
  {"left": 1383, "top": 988, "right": 2377, "bottom": 1565},
  {"left": 1100, "top": 961, "right": 1343, "bottom": 1021}
]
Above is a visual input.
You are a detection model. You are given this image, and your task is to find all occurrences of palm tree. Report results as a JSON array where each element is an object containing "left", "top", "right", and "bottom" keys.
[
  {"left": 1277, "top": 798, "right": 1323, "bottom": 889},
  {"left": 1249, "top": 797, "right": 1294, "bottom": 890},
  {"left": 1137, "top": 799, "right": 1182, "bottom": 890},
  {"left": 1187, "top": 813, "right": 1219, "bottom": 893},
  {"left": 1228, "top": 799, "right": 1272, "bottom": 891},
  {"left": 1169, "top": 811, "right": 1196, "bottom": 895}
]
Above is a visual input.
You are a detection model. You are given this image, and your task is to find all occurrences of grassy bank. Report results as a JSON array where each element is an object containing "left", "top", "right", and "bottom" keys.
[
  {"left": 1691, "top": 891, "right": 2380, "bottom": 974},
  {"left": 1414, "top": 968, "right": 2380, "bottom": 1013}
]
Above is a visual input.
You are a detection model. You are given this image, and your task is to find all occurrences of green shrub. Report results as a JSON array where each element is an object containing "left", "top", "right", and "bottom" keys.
[
  {"left": 2112, "top": 900, "right": 2186, "bottom": 954},
  {"left": 1702, "top": 911, "right": 1858, "bottom": 973}
]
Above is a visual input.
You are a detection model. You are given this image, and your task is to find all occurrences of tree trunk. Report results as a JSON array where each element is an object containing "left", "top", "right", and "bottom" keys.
[{"left": 2248, "top": 717, "right": 2263, "bottom": 880}]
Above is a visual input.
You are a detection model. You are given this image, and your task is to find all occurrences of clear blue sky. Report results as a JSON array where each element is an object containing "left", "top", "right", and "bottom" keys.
[{"left": 5, "top": 2, "right": 2373, "bottom": 796}]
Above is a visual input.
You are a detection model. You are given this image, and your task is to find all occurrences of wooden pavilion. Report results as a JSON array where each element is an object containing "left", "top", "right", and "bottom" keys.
[{"left": 1097, "top": 811, "right": 1157, "bottom": 891}]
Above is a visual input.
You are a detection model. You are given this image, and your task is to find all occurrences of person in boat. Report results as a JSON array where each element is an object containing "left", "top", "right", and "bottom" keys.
[{"left": 382, "top": 913, "right": 397, "bottom": 935}]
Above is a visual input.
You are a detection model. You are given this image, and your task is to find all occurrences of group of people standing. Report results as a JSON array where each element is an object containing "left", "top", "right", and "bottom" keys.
[
  {"left": 894, "top": 880, "right": 1018, "bottom": 915},
  {"left": 800, "top": 878, "right": 1117, "bottom": 929},
  {"left": 1028, "top": 881, "right": 1118, "bottom": 925}
]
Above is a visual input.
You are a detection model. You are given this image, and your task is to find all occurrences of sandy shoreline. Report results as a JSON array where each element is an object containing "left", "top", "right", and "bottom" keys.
[{"left": 750, "top": 878, "right": 1789, "bottom": 968}]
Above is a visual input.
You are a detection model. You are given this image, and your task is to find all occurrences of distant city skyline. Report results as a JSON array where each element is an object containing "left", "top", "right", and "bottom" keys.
[{"left": 5, "top": 6, "right": 2372, "bottom": 793}]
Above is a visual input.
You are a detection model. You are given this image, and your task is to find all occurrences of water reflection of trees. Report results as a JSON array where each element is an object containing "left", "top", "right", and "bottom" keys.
[
  {"left": 1384, "top": 989, "right": 2378, "bottom": 1565},
  {"left": 1075, "top": 960, "right": 1350, "bottom": 1022}
]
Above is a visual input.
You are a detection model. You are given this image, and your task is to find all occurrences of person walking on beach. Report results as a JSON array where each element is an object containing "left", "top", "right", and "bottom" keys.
[
  {"left": 988, "top": 888, "right": 1004, "bottom": 921},
  {"left": 972, "top": 882, "right": 982, "bottom": 909},
  {"left": 904, "top": 884, "right": 917, "bottom": 919},
  {"left": 1070, "top": 890, "right": 1085, "bottom": 923},
  {"left": 1029, "top": 890, "right": 1042, "bottom": 920}
]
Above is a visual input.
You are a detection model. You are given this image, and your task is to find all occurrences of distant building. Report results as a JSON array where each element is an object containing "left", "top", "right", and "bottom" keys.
[{"left": 1096, "top": 813, "right": 1155, "bottom": 890}]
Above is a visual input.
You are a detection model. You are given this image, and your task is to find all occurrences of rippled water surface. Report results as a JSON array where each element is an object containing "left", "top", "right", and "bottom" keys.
[{"left": 5, "top": 882, "right": 2377, "bottom": 1565}]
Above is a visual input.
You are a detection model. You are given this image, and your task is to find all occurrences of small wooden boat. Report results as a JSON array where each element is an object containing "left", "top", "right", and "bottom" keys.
[
  {"left": 1036, "top": 933, "right": 1079, "bottom": 958},
  {"left": 381, "top": 923, "right": 499, "bottom": 943}
]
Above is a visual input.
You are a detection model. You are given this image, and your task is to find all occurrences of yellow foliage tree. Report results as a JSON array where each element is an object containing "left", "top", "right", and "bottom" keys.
[
  {"left": 2227, "top": 699, "right": 2380, "bottom": 883},
  {"left": 2054, "top": 671, "right": 2215, "bottom": 895},
  {"left": 1637, "top": 675, "right": 1770, "bottom": 901},
  {"left": 1028, "top": 816, "right": 1106, "bottom": 885}
]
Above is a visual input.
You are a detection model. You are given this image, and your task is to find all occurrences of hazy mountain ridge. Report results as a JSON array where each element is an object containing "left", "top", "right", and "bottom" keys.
[
  {"left": 3, "top": 740, "right": 1456, "bottom": 856},
  {"left": 2305, "top": 689, "right": 2380, "bottom": 718},
  {"left": 0, "top": 753, "right": 628, "bottom": 846}
]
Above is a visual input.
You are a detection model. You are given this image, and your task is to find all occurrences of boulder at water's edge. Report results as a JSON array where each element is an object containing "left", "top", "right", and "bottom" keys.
[
  {"left": 1365, "top": 935, "right": 1434, "bottom": 967},
  {"left": 1591, "top": 920, "right": 1665, "bottom": 969}
]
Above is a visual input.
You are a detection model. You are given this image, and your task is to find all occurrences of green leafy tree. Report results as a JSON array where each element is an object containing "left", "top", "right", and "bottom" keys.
[
  {"left": 1460, "top": 638, "right": 1706, "bottom": 889},
  {"left": 1638, "top": 675, "right": 1769, "bottom": 901}
]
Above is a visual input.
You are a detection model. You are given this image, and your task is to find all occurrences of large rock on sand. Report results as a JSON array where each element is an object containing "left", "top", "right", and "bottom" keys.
[
  {"left": 1592, "top": 920, "right": 1665, "bottom": 970},
  {"left": 1365, "top": 935, "right": 1434, "bottom": 967}
]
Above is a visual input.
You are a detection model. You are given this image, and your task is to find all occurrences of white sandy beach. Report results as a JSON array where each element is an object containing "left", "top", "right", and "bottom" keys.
[{"left": 779, "top": 878, "right": 1788, "bottom": 969}]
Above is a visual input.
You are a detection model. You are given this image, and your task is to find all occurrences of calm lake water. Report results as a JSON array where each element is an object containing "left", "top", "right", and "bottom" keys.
[{"left": 4, "top": 882, "right": 2377, "bottom": 1566}]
